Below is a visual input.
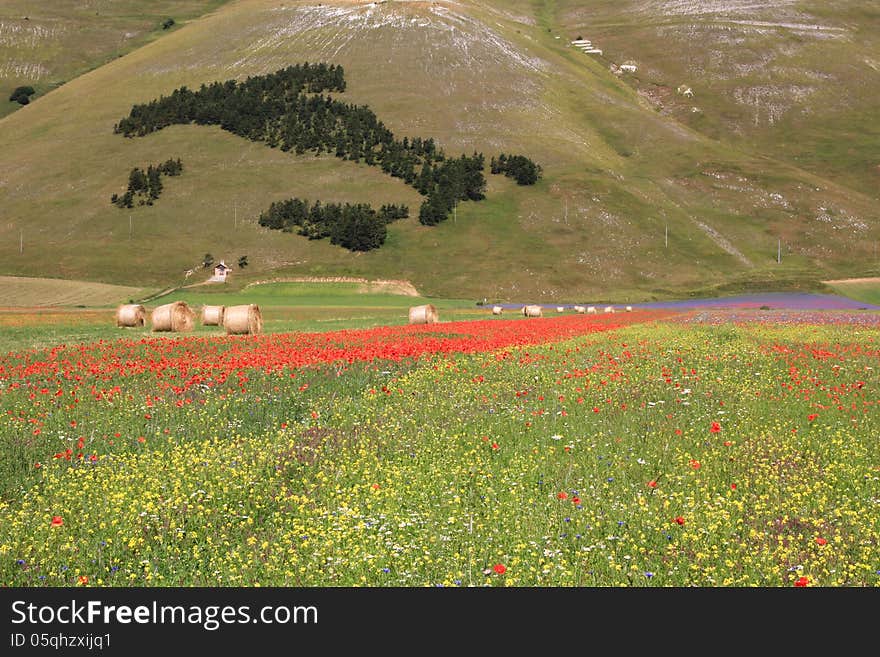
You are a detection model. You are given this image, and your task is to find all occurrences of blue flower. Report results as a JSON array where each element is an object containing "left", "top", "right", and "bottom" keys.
[{"left": 645, "top": 572, "right": 654, "bottom": 579}]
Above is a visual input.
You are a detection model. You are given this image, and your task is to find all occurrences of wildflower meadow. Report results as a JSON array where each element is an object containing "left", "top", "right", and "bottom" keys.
[{"left": 1, "top": 309, "right": 878, "bottom": 587}]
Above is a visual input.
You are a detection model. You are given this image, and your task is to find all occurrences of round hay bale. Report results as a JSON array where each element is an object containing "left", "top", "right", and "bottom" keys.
[
  {"left": 151, "top": 301, "right": 196, "bottom": 332},
  {"left": 587, "top": 306, "right": 597, "bottom": 314},
  {"left": 625, "top": 305, "right": 633, "bottom": 312},
  {"left": 556, "top": 306, "right": 565, "bottom": 313},
  {"left": 224, "top": 304, "right": 263, "bottom": 335},
  {"left": 523, "top": 304, "right": 543, "bottom": 318},
  {"left": 409, "top": 304, "right": 439, "bottom": 324},
  {"left": 492, "top": 305, "right": 503, "bottom": 315},
  {"left": 115, "top": 304, "right": 146, "bottom": 327},
  {"left": 573, "top": 305, "right": 585, "bottom": 314},
  {"left": 201, "top": 305, "right": 226, "bottom": 326},
  {"left": 604, "top": 306, "right": 615, "bottom": 314}
]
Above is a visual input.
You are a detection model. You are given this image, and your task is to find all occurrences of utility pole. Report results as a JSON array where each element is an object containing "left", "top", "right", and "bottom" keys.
[{"left": 777, "top": 238, "right": 781, "bottom": 264}]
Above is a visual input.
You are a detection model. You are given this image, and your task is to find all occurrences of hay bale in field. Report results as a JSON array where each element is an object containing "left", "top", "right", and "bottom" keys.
[
  {"left": 201, "top": 305, "right": 226, "bottom": 326},
  {"left": 115, "top": 304, "right": 146, "bottom": 327},
  {"left": 492, "top": 306, "right": 503, "bottom": 315},
  {"left": 625, "top": 305, "right": 633, "bottom": 312},
  {"left": 151, "top": 301, "right": 195, "bottom": 332},
  {"left": 224, "top": 304, "right": 263, "bottom": 335},
  {"left": 523, "top": 304, "right": 543, "bottom": 317},
  {"left": 604, "top": 306, "right": 615, "bottom": 314},
  {"left": 409, "top": 304, "right": 439, "bottom": 324},
  {"left": 556, "top": 306, "right": 565, "bottom": 313},
  {"left": 573, "top": 305, "right": 585, "bottom": 314},
  {"left": 587, "top": 306, "right": 596, "bottom": 314}
]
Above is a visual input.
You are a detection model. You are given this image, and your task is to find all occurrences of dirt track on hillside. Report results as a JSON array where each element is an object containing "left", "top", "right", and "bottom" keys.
[{"left": 823, "top": 277, "right": 880, "bottom": 285}]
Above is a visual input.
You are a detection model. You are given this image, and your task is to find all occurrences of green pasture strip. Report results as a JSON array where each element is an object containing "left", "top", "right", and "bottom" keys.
[
  {"left": 154, "top": 281, "right": 474, "bottom": 309},
  {"left": 824, "top": 281, "right": 880, "bottom": 307},
  {"left": 0, "top": 290, "right": 497, "bottom": 355},
  {"left": 0, "top": 276, "right": 150, "bottom": 308},
  {"left": 1, "top": 320, "right": 877, "bottom": 586}
]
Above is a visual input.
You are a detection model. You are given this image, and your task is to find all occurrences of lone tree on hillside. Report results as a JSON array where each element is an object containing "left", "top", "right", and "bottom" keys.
[{"left": 9, "top": 85, "right": 35, "bottom": 105}]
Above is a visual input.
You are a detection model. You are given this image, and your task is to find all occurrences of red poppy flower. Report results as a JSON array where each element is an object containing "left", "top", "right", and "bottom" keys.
[
  {"left": 815, "top": 537, "right": 827, "bottom": 546},
  {"left": 493, "top": 564, "right": 507, "bottom": 575},
  {"left": 571, "top": 496, "right": 581, "bottom": 505},
  {"left": 807, "top": 414, "right": 818, "bottom": 421},
  {"left": 647, "top": 480, "right": 658, "bottom": 488},
  {"left": 794, "top": 576, "right": 809, "bottom": 587},
  {"left": 673, "top": 516, "right": 685, "bottom": 526},
  {"left": 50, "top": 516, "right": 64, "bottom": 527},
  {"left": 557, "top": 491, "right": 568, "bottom": 500},
  {"left": 77, "top": 575, "right": 89, "bottom": 586},
  {"left": 491, "top": 442, "right": 499, "bottom": 450},
  {"left": 710, "top": 421, "right": 721, "bottom": 433},
  {"left": 689, "top": 459, "right": 701, "bottom": 469},
  {"left": 730, "top": 483, "right": 737, "bottom": 490}
]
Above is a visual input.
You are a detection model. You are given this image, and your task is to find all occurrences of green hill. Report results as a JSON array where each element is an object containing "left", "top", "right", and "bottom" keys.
[
  {"left": 0, "top": 1, "right": 232, "bottom": 119},
  {"left": 0, "top": 0, "right": 878, "bottom": 304}
]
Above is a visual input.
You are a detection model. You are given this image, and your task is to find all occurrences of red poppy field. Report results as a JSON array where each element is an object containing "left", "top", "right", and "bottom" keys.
[{"left": 1, "top": 308, "right": 878, "bottom": 586}]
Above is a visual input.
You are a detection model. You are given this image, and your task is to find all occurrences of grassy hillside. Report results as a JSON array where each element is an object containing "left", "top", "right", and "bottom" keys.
[
  {"left": 0, "top": 0, "right": 231, "bottom": 119},
  {"left": 0, "top": 0, "right": 878, "bottom": 303},
  {"left": 552, "top": 0, "right": 880, "bottom": 199}
]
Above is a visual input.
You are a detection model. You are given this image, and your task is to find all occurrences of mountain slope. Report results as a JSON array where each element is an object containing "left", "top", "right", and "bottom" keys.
[
  {"left": 0, "top": 0, "right": 877, "bottom": 303},
  {"left": 551, "top": 0, "right": 880, "bottom": 198},
  {"left": 0, "top": 0, "right": 232, "bottom": 120}
]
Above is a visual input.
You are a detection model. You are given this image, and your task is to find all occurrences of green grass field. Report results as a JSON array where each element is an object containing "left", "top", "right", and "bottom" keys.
[
  {"left": 824, "top": 279, "right": 880, "bottom": 307},
  {"left": 0, "top": 279, "right": 491, "bottom": 354}
]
